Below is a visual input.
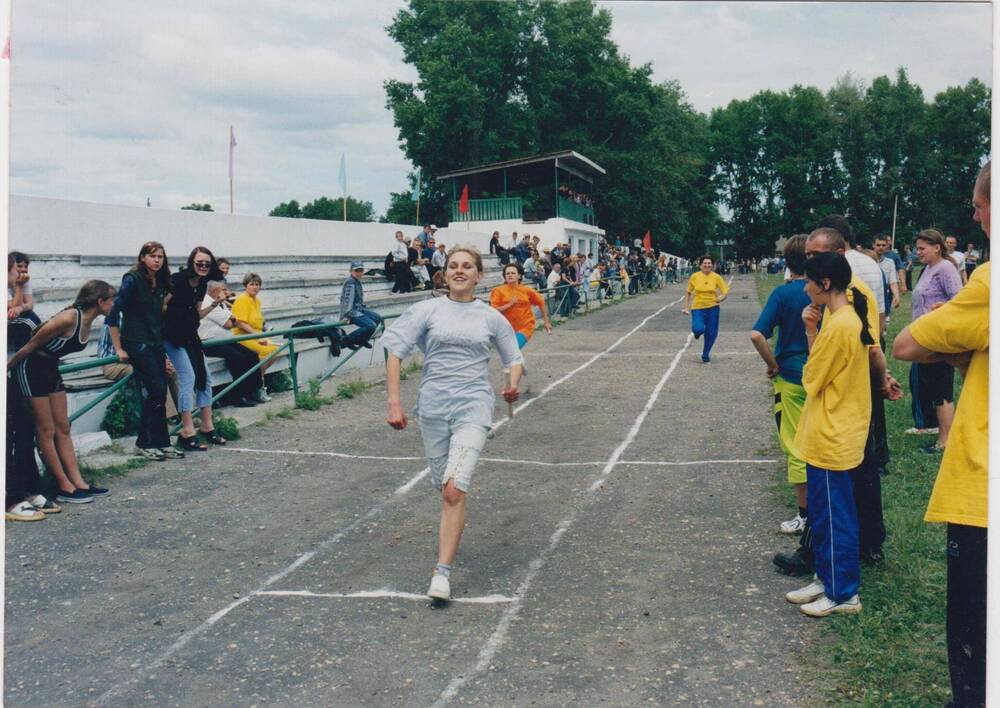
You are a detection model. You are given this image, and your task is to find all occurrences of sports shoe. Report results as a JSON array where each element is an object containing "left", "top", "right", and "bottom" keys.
[
  {"left": 80, "top": 484, "right": 110, "bottom": 497},
  {"left": 921, "top": 443, "right": 945, "bottom": 455},
  {"left": 6, "top": 501, "right": 46, "bottom": 521},
  {"left": 800, "top": 594, "right": 862, "bottom": 617},
  {"left": 785, "top": 577, "right": 825, "bottom": 604},
  {"left": 134, "top": 446, "right": 166, "bottom": 461},
  {"left": 158, "top": 447, "right": 185, "bottom": 459},
  {"left": 780, "top": 514, "right": 807, "bottom": 534},
  {"left": 773, "top": 547, "right": 813, "bottom": 576},
  {"left": 427, "top": 573, "right": 451, "bottom": 601},
  {"left": 55, "top": 489, "right": 95, "bottom": 505},
  {"left": 904, "top": 427, "right": 938, "bottom": 435},
  {"left": 254, "top": 387, "right": 272, "bottom": 403},
  {"left": 27, "top": 495, "right": 61, "bottom": 514}
]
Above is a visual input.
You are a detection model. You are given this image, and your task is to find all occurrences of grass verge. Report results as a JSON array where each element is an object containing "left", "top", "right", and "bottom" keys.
[{"left": 756, "top": 271, "right": 951, "bottom": 705}]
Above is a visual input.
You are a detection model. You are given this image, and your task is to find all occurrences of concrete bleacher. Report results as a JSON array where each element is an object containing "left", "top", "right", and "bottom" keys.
[{"left": 27, "top": 252, "right": 507, "bottom": 433}]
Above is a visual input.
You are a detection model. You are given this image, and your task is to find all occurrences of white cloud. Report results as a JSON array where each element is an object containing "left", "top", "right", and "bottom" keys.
[{"left": 11, "top": 1, "right": 992, "bottom": 218}]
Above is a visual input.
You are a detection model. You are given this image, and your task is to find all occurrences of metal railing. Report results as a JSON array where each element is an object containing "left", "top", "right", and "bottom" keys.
[
  {"left": 556, "top": 196, "right": 596, "bottom": 225},
  {"left": 450, "top": 197, "right": 523, "bottom": 222}
]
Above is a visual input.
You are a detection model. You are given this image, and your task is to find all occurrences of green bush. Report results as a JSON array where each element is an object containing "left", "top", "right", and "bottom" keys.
[
  {"left": 100, "top": 382, "right": 142, "bottom": 438},
  {"left": 212, "top": 412, "right": 241, "bottom": 441},
  {"left": 266, "top": 370, "right": 293, "bottom": 393}
]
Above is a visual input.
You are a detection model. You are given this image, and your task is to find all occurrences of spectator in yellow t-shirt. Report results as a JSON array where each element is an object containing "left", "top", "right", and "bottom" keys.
[
  {"left": 893, "top": 161, "right": 989, "bottom": 708},
  {"left": 785, "top": 252, "right": 874, "bottom": 618},
  {"left": 231, "top": 272, "right": 279, "bottom": 403},
  {"left": 682, "top": 255, "right": 729, "bottom": 362}
]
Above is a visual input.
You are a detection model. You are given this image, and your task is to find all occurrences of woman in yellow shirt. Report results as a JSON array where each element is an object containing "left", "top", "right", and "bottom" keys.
[
  {"left": 231, "top": 272, "right": 279, "bottom": 403},
  {"left": 786, "top": 252, "right": 873, "bottom": 618},
  {"left": 682, "top": 255, "right": 729, "bottom": 362}
]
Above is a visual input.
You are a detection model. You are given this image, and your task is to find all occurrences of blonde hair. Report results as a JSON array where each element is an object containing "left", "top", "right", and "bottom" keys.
[
  {"left": 444, "top": 246, "right": 484, "bottom": 272},
  {"left": 916, "top": 228, "right": 958, "bottom": 269}
]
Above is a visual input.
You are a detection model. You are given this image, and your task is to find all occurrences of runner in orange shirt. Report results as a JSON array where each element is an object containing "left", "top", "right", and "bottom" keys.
[{"left": 490, "top": 263, "right": 553, "bottom": 393}]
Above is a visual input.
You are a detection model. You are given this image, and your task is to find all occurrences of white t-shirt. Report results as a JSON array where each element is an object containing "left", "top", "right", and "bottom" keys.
[
  {"left": 392, "top": 241, "right": 409, "bottom": 262},
  {"left": 547, "top": 270, "right": 562, "bottom": 290},
  {"left": 381, "top": 297, "right": 523, "bottom": 426},
  {"left": 950, "top": 250, "right": 966, "bottom": 270},
  {"left": 878, "top": 257, "right": 897, "bottom": 291},
  {"left": 845, "top": 249, "right": 886, "bottom": 312},
  {"left": 199, "top": 295, "right": 233, "bottom": 341}
]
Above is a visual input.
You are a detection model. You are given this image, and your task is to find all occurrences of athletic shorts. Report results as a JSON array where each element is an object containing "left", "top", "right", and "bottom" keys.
[
  {"left": 773, "top": 375, "right": 806, "bottom": 485},
  {"left": 418, "top": 417, "right": 489, "bottom": 493},
  {"left": 918, "top": 361, "right": 954, "bottom": 407},
  {"left": 14, "top": 353, "right": 64, "bottom": 398}
]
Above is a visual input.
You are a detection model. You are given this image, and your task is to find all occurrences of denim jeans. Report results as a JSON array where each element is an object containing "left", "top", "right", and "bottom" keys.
[
  {"left": 347, "top": 309, "right": 383, "bottom": 347},
  {"left": 691, "top": 306, "right": 720, "bottom": 360},
  {"left": 124, "top": 342, "right": 171, "bottom": 449},
  {"left": 164, "top": 341, "right": 213, "bottom": 412}
]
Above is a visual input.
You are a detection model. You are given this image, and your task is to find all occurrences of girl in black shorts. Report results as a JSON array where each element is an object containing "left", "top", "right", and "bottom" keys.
[{"left": 8, "top": 280, "right": 117, "bottom": 504}]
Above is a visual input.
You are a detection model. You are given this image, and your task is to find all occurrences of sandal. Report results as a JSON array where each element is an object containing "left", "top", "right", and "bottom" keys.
[
  {"left": 203, "top": 430, "right": 227, "bottom": 446},
  {"left": 177, "top": 434, "right": 208, "bottom": 451}
]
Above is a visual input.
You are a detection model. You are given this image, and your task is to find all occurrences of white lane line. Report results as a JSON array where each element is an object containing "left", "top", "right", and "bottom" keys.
[
  {"left": 225, "top": 447, "right": 425, "bottom": 462},
  {"left": 258, "top": 589, "right": 518, "bottom": 604},
  {"left": 432, "top": 333, "right": 696, "bottom": 707},
  {"left": 96, "top": 291, "right": 684, "bottom": 706}
]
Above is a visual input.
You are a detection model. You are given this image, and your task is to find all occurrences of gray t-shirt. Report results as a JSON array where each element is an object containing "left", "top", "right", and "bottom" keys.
[{"left": 381, "top": 296, "right": 523, "bottom": 426}]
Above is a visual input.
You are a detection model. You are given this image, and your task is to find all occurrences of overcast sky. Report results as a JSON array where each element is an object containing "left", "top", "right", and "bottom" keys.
[{"left": 11, "top": 1, "right": 992, "bottom": 218}]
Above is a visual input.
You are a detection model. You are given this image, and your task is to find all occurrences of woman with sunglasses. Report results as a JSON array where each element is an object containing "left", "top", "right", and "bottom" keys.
[{"left": 163, "top": 247, "right": 229, "bottom": 450}]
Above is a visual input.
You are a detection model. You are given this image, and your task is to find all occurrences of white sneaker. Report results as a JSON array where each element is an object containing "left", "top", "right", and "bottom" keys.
[
  {"left": 428, "top": 573, "right": 451, "bottom": 601},
  {"left": 904, "top": 427, "right": 938, "bottom": 436},
  {"left": 5, "top": 501, "right": 46, "bottom": 522},
  {"left": 785, "top": 578, "right": 825, "bottom": 605},
  {"left": 800, "top": 593, "right": 862, "bottom": 617},
  {"left": 780, "top": 514, "right": 806, "bottom": 534}
]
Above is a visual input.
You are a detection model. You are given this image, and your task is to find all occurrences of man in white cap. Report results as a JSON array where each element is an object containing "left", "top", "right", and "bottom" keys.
[{"left": 340, "top": 261, "right": 382, "bottom": 349}]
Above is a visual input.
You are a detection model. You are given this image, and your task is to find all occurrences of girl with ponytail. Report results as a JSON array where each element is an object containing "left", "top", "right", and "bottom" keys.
[{"left": 784, "top": 251, "right": 872, "bottom": 617}]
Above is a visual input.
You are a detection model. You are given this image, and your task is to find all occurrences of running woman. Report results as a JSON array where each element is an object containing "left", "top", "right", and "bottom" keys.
[
  {"left": 8, "top": 280, "right": 118, "bottom": 504},
  {"left": 490, "top": 262, "right": 552, "bottom": 394},
  {"left": 785, "top": 252, "right": 873, "bottom": 617},
  {"left": 383, "top": 247, "right": 523, "bottom": 601},
  {"left": 682, "top": 255, "right": 729, "bottom": 362}
]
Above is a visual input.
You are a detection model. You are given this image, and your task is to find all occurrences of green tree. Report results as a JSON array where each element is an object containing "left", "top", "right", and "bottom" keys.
[
  {"left": 268, "top": 197, "right": 376, "bottom": 222},
  {"left": 181, "top": 203, "right": 213, "bottom": 211}
]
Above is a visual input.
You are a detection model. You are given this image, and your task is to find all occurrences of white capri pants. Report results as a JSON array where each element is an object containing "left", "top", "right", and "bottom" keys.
[{"left": 418, "top": 417, "right": 489, "bottom": 493}]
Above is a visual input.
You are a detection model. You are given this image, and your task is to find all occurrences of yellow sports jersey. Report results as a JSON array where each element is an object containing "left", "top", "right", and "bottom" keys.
[
  {"left": 794, "top": 305, "right": 871, "bottom": 471},
  {"left": 686, "top": 271, "right": 729, "bottom": 310},
  {"left": 910, "top": 263, "right": 989, "bottom": 528}
]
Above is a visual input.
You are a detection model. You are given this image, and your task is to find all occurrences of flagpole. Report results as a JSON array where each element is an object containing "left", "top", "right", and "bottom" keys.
[
  {"left": 228, "top": 125, "right": 234, "bottom": 214},
  {"left": 890, "top": 194, "right": 899, "bottom": 249}
]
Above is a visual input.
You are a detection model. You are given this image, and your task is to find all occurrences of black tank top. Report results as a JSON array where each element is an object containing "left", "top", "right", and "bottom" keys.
[{"left": 42, "top": 307, "right": 88, "bottom": 358}]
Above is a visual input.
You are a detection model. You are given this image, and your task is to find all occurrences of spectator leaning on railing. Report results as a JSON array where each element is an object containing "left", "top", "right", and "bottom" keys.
[
  {"left": 340, "top": 261, "right": 383, "bottom": 351},
  {"left": 98, "top": 323, "right": 181, "bottom": 419},
  {"left": 163, "top": 247, "right": 229, "bottom": 451},
  {"left": 199, "top": 280, "right": 262, "bottom": 408}
]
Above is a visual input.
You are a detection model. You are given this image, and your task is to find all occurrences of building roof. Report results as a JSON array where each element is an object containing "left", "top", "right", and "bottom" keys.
[{"left": 436, "top": 150, "right": 606, "bottom": 181}]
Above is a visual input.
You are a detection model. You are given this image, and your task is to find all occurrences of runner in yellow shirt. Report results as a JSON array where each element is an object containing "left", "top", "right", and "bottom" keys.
[
  {"left": 683, "top": 255, "right": 729, "bottom": 362},
  {"left": 893, "top": 161, "right": 989, "bottom": 707}
]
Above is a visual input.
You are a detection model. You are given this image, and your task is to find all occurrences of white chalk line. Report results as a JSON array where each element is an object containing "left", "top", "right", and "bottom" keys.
[
  {"left": 258, "top": 589, "right": 517, "bottom": 604},
  {"left": 433, "top": 332, "right": 696, "bottom": 707},
  {"left": 96, "top": 290, "right": 684, "bottom": 705},
  {"left": 220, "top": 447, "right": 779, "bottom": 469}
]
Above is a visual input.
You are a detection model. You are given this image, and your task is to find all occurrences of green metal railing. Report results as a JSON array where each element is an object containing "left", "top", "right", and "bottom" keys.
[
  {"left": 556, "top": 196, "right": 595, "bottom": 225},
  {"left": 451, "top": 197, "right": 523, "bottom": 222}
]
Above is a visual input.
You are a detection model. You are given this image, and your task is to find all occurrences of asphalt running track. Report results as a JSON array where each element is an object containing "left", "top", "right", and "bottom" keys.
[{"left": 5, "top": 277, "right": 819, "bottom": 706}]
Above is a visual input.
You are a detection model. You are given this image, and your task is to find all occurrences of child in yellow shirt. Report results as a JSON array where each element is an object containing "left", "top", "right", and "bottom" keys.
[
  {"left": 682, "top": 255, "right": 729, "bottom": 362},
  {"left": 786, "top": 252, "right": 873, "bottom": 618}
]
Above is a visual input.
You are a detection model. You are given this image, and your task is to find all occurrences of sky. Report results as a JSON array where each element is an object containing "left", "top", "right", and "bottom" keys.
[{"left": 10, "top": 1, "right": 993, "bottom": 219}]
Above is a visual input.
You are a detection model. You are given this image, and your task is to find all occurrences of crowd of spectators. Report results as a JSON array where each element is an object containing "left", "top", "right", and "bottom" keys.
[{"left": 557, "top": 184, "right": 594, "bottom": 208}]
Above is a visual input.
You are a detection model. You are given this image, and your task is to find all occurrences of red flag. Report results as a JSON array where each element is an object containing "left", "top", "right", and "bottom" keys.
[
  {"left": 642, "top": 230, "right": 652, "bottom": 252},
  {"left": 458, "top": 184, "right": 470, "bottom": 214}
]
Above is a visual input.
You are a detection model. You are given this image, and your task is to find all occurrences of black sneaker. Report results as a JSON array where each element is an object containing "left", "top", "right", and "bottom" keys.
[
  {"left": 56, "top": 489, "right": 95, "bottom": 505},
  {"left": 860, "top": 547, "right": 884, "bottom": 565},
  {"left": 773, "top": 548, "right": 813, "bottom": 576},
  {"left": 235, "top": 397, "right": 257, "bottom": 407},
  {"left": 81, "top": 484, "right": 110, "bottom": 497}
]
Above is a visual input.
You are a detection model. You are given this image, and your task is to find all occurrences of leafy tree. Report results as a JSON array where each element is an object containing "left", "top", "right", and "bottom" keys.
[
  {"left": 181, "top": 203, "right": 213, "bottom": 212},
  {"left": 268, "top": 196, "right": 376, "bottom": 222}
]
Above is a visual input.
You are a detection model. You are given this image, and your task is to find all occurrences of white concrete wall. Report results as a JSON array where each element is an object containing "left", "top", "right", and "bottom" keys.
[{"left": 11, "top": 195, "right": 493, "bottom": 257}]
